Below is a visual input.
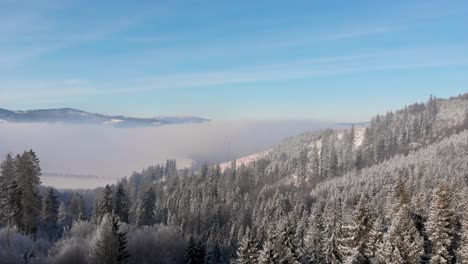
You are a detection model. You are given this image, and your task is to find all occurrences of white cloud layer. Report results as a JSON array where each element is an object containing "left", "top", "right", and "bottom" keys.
[{"left": 0, "top": 120, "right": 335, "bottom": 189}]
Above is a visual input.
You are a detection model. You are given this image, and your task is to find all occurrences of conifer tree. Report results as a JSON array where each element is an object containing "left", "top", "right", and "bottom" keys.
[
  {"left": 235, "top": 228, "right": 258, "bottom": 264},
  {"left": 258, "top": 238, "right": 279, "bottom": 264},
  {"left": 345, "top": 198, "right": 373, "bottom": 264},
  {"left": 69, "top": 192, "right": 86, "bottom": 221},
  {"left": 277, "top": 221, "right": 302, "bottom": 264},
  {"left": 376, "top": 182, "right": 423, "bottom": 264},
  {"left": 206, "top": 243, "right": 225, "bottom": 264},
  {"left": 457, "top": 207, "right": 468, "bottom": 264},
  {"left": 114, "top": 183, "right": 129, "bottom": 223},
  {"left": 323, "top": 200, "right": 344, "bottom": 264},
  {"left": 57, "top": 201, "right": 70, "bottom": 230},
  {"left": 113, "top": 215, "right": 129, "bottom": 264},
  {"left": 90, "top": 214, "right": 128, "bottom": 264},
  {"left": 15, "top": 150, "right": 42, "bottom": 239},
  {"left": 42, "top": 188, "right": 59, "bottom": 240},
  {"left": 427, "top": 184, "right": 455, "bottom": 264},
  {"left": 366, "top": 216, "right": 385, "bottom": 261},
  {"left": 0, "top": 154, "right": 22, "bottom": 228},
  {"left": 7, "top": 176, "right": 23, "bottom": 230},
  {"left": 185, "top": 236, "right": 206, "bottom": 264},
  {"left": 304, "top": 211, "right": 325, "bottom": 264},
  {"left": 309, "top": 143, "right": 320, "bottom": 180},
  {"left": 98, "top": 184, "right": 114, "bottom": 219},
  {"left": 136, "top": 187, "right": 156, "bottom": 226}
]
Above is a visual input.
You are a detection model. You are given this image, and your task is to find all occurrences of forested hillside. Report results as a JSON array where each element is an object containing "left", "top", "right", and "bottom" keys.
[{"left": 0, "top": 93, "right": 467, "bottom": 264}]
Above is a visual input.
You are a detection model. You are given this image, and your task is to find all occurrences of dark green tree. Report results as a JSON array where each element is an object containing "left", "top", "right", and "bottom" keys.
[
  {"left": 136, "top": 187, "right": 156, "bottom": 226},
  {"left": 42, "top": 188, "right": 59, "bottom": 240},
  {"left": 114, "top": 183, "right": 129, "bottom": 223}
]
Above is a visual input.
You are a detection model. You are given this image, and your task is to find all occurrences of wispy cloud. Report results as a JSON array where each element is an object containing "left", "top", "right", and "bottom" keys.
[
  {"left": 0, "top": 1, "right": 152, "bottom": 67},
  {"left": 2, "top": 44, "right": 467, "bottom": 105},
  {"left": 99, "top": 44, "right": 468, "bottom": 93}
]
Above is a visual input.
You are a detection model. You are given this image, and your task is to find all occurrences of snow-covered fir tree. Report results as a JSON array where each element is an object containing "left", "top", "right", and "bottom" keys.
[
  {"left": 234, "top": 228, "right": 258, "bottom": 264},
  {"left": 136, "top": 187, "right": 156, "bottom": 226},
  {"left": 427, "top": 184, "right": 455, "bottom": 264},
  {"left": 90, "top": 213, "right": 128, "bottom": 264}
]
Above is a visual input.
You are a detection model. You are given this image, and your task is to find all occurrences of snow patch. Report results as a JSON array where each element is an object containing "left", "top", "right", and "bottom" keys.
[
  {"left": 102, "top": 119, "right": 124, "bottom": 125},
  {"left": 219, "top": 149, "right": 271, "bottom": 171}
]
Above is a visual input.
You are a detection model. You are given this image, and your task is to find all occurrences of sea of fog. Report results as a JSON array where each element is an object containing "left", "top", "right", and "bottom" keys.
[{"left": 0, "top": 120, "right": 337, "bottom": 189}]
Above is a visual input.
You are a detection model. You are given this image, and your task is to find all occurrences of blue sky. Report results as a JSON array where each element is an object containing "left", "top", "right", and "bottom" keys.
[{"left": 0, "top": 0, "right": 467, "bottom": 122}]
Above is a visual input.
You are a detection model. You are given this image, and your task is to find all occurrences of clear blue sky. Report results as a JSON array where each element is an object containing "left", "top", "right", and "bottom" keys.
[{"left": 0, "top": 0, "right": 467, "bottom": 122}]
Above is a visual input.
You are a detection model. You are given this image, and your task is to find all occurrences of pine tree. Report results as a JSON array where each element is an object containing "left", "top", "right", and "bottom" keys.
[
  {"left": 0, "top": 154, "right": 22, "bottom": 228},
  {"left": 457, "top": 207, "right": 468, "bottom": 264},
  {"left": 376, "top": 182, "right": 423, "bottom": 264},
  {"left": 309, "top": 143, "right": 320, "bottom": 180},
  {"left": 277, "top": 221, "right": 302, "bottom": 264},
  {"left": 206, "top": 243, "right": 225, "bottom": 264},
  {"left": 90, "top": 214, "right": 128, "bottom": 264},
  {"left": 366, "top": 216, "right": 385, "bottom": 261},
  {"left": 427, "top": 184, "right": 455, "bottom": 264},
  {"left": 185, "top": 236, "right": 206, "bottom": 264},
  {"left": 42, "top": 188, "right": 59, "bottom": 240},
  {"left": 235, "top": 228, "right": 258, "bottom": 264},
  {"left": 15, "top": 150, "right": 42, "bottom": 239},
  {"left": 7, "top": 176, "right": 23, "bottom": 230},
  {"left": 186, "top": 236, "right": 198, "bottom": 264},
  {"left": 0, "top": 155, "right": 9, "bottom": 224},
  {"left": 136, "top": 187, "right": 156, "bottom": 226},
  {"left": 296, "top": 149, "right": 308, "bottom": 182},
  {"left": 97, "top": 184, "right": 114, "bottom": 220},
  {"left": 114, "top": 183, "right": 129, "bottom": 223},
  {"left": 113, "top": 215, "right": 129, "bottom": 264},
  {"left": 69, "top": 192, "right": 86, "bottom": 221},
  {"left": 304, "top": 211, "right": 325, "bottom": 264},
  {"left": 343, "top": 125, "right": 356, "bottom": 172},
  {"left": 344, "top": 198, "right": 373, "bottom": 264},
  {"left": 57, "top": 201, "right": 70, "bottom": 230},
  {"left": 258, "top": 238, "right": 279, "bottom": 264},
  {"left": 323, "top": 200, "right": 344, "bottom": 264}
]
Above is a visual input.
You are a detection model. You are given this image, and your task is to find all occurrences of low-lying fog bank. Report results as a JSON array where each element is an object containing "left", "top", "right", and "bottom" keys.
[{"left": 0, "top": 120, "right": 338, "bottom": 189}]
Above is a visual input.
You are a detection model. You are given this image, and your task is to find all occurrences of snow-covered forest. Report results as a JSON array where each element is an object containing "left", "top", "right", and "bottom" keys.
[{"left": 1, "top": 93, "right": 468, "bottom": 264}]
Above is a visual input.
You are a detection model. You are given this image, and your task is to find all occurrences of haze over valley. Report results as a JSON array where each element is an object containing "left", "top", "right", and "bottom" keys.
[{"left": 0, "top": 118, "right": 337, "bottom": 188}]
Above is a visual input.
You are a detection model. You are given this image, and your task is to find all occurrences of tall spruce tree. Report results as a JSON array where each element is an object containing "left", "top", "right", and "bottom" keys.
[
  {"left": 0, "top": 154, "right": 22, "bottom": 228},
  {"left": 258, "top": 238, "right": 279, "bottom": 264},
  {"left": 345, "top": 197, "right": 373, "bottom": 264},
  {"left": 323, "top": 200, "right": 344, "bottom": 264},
  {"left": 42, "top": 188, "right": 59, "bottom": 240},
  {"left": 136, "top": 187, "right": 156, "bottom": 226},
  {"left": 69, "top": 192, "right": 86, "bottom": 221},
  {"left": 427, "top": 184, "right": 455, "bottom": 264},
  {"left": 277, "top": 221, "right": 302, "bottom": 264},
  {"left": 90, "top": 214, "right": 125, "bottom": 264},
  {"left": 113, "top": 215, "right": 129, "bottom": 264},
  {"left": 114, "top": 183, "right": 129, "bottom": 223},
  {"left": 376, "top": 181, "right": 424, "bottom": 264},
  {"left": 458, "top": 204, "right": 468, "bottom": 264},
  {"left": 15, "top": 150, "right": 42, "bottom": 239},
  {"left": 235, "top": 228, "right": 258, "bottom": 264},
  {"left": 304, "top": 210, "right": 325, "bottom": 264},
  {"left": 98, "top": 184, "right": 114, "bottom": 219},
  {"left": 185, "top": 236, "right": 206, "bottom": 264}
]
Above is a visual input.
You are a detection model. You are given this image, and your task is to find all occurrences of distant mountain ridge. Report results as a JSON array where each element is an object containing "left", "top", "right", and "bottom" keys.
[{"left": 0, "top": 107, "right": 209, "bottom": 127}]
